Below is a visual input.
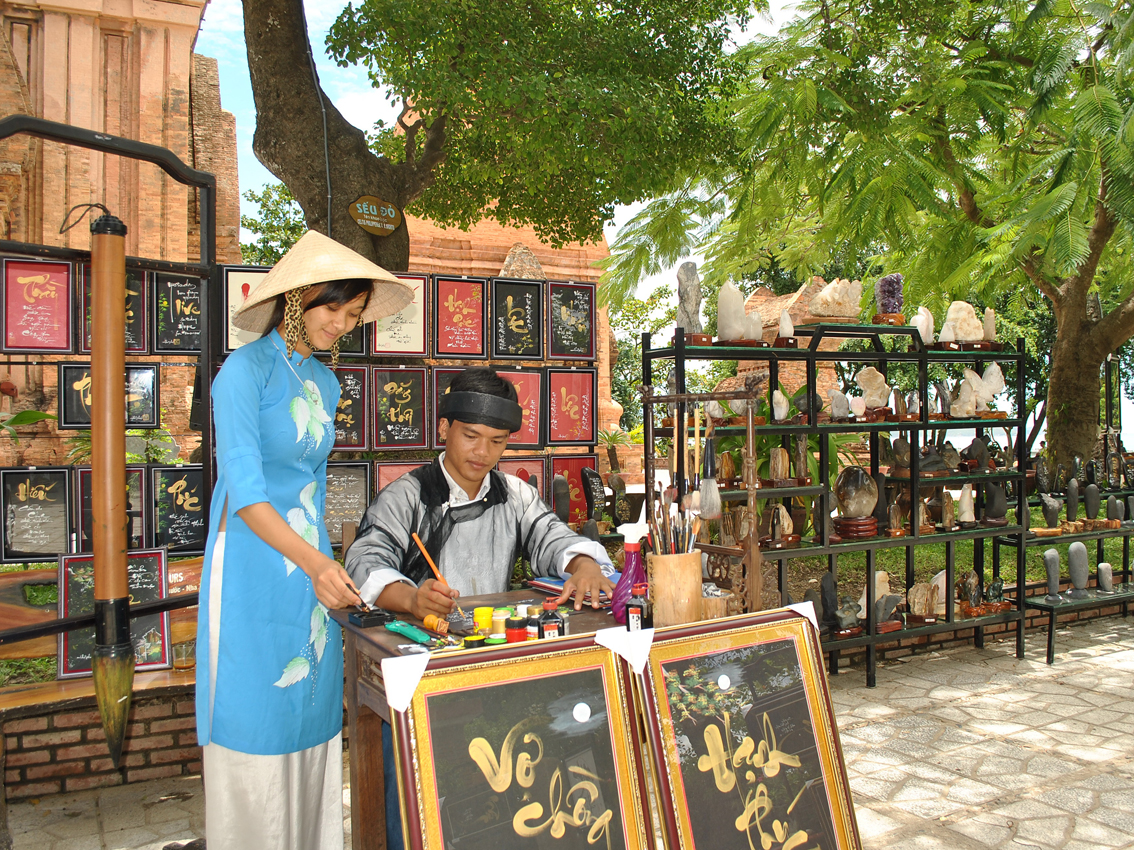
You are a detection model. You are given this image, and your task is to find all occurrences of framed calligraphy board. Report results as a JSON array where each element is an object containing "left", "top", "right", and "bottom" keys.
[
  {"left": 372, "top": 272, "right": 429, "bottom": 356},
  {"left": 499, "top": 368, "right": 543, "bottom": 449},
  {"left": 546, "top": 368, "right": 597, "bottom": 446},
  {"left": 75, "top": 466, "right": 147, "bottom": 552},
  {"left": 333, "top": 367, "right": 369, "bottom": 450},
  {"left": 430, "top": 367, "right": 463, "bottom": 448},
  {"left": 56, "top": 363, "right": 161, "bottom": 430},
  {"left": 549, "top": 454, "right": 597, "bottom": 525},
  {"left": 548, "top": 281, "right": 596, "bottom": 361},
  {"left": 491, "top": 278, "right": 543, "bottom": 360},
  {"left": 81, "top": 265, "right": 148, "bottom": 353},
  {"left": 375, "top": 461, "right": 430, "bottom": 492},
  {"left": 223, "top": 266, "right": 270, "bottom": 352},
  {"left": 497, "top": 456, "right": 547, "bottom": 502},
  {"left": 332, "top": 322, "right": 367, "bottom": 357},
  {"left": 433, "top": 276, "right": 487, "bottom": 358},
  {"left": 325, "top": 461, "right": 372, "bottom": 549},
  {"left": 153, "top": 273, "right": 203, "bottom": 352},
  {"left": 0, "top": 467, "right": 71, "bottom": 562},
  {"left": 1, "top": 258, "right": 72, "bottom": 353},
  {"left": 57, "top": 548, "right": 171, "bottom": 679},
  {"left": 636, "top": 612, "right": 862, "bottom": 850},
  {"left": 373, "top": 367, "right": 429, "bottom": 450},
  {"left": 152, "top": 465, "right": 206, "bottom": 553},
  {"left": 392, "top": 638, "right": 652, "bottom": 850}
]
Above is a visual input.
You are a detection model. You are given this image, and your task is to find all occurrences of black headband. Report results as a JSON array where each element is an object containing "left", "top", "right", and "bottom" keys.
[{"left": 439, "top": 391, "right": 523, "bottom": 433}]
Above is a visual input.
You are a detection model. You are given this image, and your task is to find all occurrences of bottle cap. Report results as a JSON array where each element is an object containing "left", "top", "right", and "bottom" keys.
[
  {"left": 632, "top": 583, "right": 649, "bottom": 594},
  {"left": 506, "top": 618, "right": 526, "bottom": 630},
  {"left": 625, "top": 541, "right": 640, "bottom": 552},
  {"left": 543, "top": 600, "right": 558, "bottom": 611},
  {"left": 484, "top": 635, "right": 507, "bottom": 645}
]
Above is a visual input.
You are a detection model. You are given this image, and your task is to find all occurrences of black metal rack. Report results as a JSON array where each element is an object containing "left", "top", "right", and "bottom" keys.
[{"left": 642, "top": 323, "right": 1030, "bottom": 687}]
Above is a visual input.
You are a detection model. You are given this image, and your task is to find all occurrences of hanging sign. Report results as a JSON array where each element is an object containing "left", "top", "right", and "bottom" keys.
[{"left": 349, "top": 196, "right": 402, "bottom": 236}]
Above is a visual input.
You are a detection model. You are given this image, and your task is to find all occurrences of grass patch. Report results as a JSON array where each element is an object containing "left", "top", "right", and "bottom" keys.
[
  {"left": 23, "top": 583, "right": 58, "bottom": 606},
  {"left": 0, "top": 657, "right": 56, "bottom": 687}
]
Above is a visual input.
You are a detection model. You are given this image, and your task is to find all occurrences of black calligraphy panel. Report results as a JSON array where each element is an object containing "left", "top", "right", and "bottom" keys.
[
  {"left": 491, "top": 279, "right": 543, "bottom": 359},
  {"left": 76, "top": 466, "right": 147, "bottom": 551},
  {"left": 153, "top": 274, "right": 203, "bottom": 352},
  {"left": 57, "top": 364, "right": 160, "bottom": 430},
  {"left": 58, "top": 549, "right": 169, "bottom": 678},
  {"left": 548, "top": 282, "right": 596, "bottom": 361},
  {"left": 324, "top": 462, "right": 372, "bottom": 547},
  {"left": 373, "top": 368, "right": 429, "bottom": 450},
  {"left": 0, "top": 468, "right": 71, "bottom": 562},
  {"left": 152, "top": 465, "right": 206, "bottom": 552},
  {"left": 333, "top": 367, "right": 369, "bottom": 450},
  {"left": 82, "top": 266, "right": 148, "bottom": 353}
]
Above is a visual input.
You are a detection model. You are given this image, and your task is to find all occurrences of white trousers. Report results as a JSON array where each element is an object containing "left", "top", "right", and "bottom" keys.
[{"left": 203, "top": 532, "right": 345, "bottom": 850}]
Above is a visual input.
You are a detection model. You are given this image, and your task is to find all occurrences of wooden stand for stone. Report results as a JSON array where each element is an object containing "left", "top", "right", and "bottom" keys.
[
  {"left": 701, "top": 593, "right": 732, "bottom": 621},
  {"left": 648, "top": 551, "right": 703, "bottom": 627}
]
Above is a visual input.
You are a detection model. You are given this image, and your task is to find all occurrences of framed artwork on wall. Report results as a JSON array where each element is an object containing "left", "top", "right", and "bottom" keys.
[
  {"left": 373, "top": 367, "right": 429, "bottom": 450},
  {"left": 327, "top": 322, "right": 366, "bottom": 358},
  {"left": 1, "top": 257, "right": 72, "bottom": 353},
  {"left": 490, "top": 278, "right": 543, "bottom": 360},
  {"left": 324, "top": 461, "right": 372, "bottom": 549},
  {"left": 151, "top": 465, "right": 207, "bottom": 553},
  {"left": 546, "top": 367, "right": 597, "bottom": 446},
  {"left": 332, "top": 366, "right": 369, "bottom": 450},
  {"left": 0, "top": 467, "right": 72, "bottom": 562},
  {"left": 390, "top": 638, "right": 653, "bottom": 850},
  {"left": 375, "top": 461, "right": 430, "bottom": 492},
  {"left": 153, "top": 273, "right": 203, "bottom": 352},
  {"left": 549, "top": 454, "right": 597, "bottom": 525},
  {"left": 58, "top": 548, "right": 170, "bottom": 679},
  {"left": 498, "top": 368, "right": 544, "bottom": 449},
  {"left": 56, "top": 363, "right": 160, "bottom": 430},
  {"left": 634, "top": 611, "right": 862, "bottom": 850},
  {"left": 433, "top": 276, "right": 487, "bottom": 358},
  {"left": 430, "top": 367, "right": 463, "bottom": 448},
  {"left": 496, "top": 455, "right": 547, "bottom": 501},
  {"left": 75, "top": 466, "right": 147, "bottom": 552},
  {"left": 547, "top": 281, "right": 596, "bottom": 361},
  {"left": 372, "top": 272, "right": 429, "bottom": 357},
  {"left": 223, "top": 266, "right": 270, "bottom": 352},
  {"left": 81, "top": 265, "right": 148, "bottom": 353}
]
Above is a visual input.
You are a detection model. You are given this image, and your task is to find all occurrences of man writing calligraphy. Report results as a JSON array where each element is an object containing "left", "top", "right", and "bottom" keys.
[{"left": 344, "top": 367, "right": 615, "bottom": 850}]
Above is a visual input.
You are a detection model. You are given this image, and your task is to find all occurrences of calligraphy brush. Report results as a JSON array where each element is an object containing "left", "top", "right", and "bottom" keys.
[
  {"left": 661, "top": 499, "right": 674, "bottom": 556},
  {"left": 699, "top": 420, "right": 722, "bottom": 521},
  {"left": 411, "top": 532, "right": 467, "bottom": 619}
]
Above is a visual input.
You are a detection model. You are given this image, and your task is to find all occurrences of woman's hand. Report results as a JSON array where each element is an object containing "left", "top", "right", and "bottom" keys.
[{"left": 308, "top": 556, "right": 365, "bottom": 610}]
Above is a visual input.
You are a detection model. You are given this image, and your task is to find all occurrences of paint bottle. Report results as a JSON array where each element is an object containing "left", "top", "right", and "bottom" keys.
[
  {"left": 462, "top": 634, "right": 485, "bottom": 650},
  {"left": 492, "top": 608, "right": 511, "bottom": 635},
  {"left": 626, "top": 584, "right": 652, "bottom": 631},
  {"left": 526, "top": 611, "right": 540, "bottom": 641},
  {"left": 538, "top": 600, "right": 564, "bottom": 639},
  {"left": 472, "top": 606, "right": 493, "bottom": 635}
]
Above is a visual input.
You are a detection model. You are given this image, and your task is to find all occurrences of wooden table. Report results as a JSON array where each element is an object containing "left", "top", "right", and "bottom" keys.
[
  {"left": 1023, "top": 584, "right": 1134, "bottom": 664},
  {"left": 331, "top": 592, "right": 616, "bottom": 850}
]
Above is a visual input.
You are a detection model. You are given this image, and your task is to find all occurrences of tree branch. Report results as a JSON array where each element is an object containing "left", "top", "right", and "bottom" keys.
[{"left": 1020, "top": 251, "right": 1061, "bottom": 304}]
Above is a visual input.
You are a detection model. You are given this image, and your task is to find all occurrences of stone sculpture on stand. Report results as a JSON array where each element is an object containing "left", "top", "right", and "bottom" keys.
[
  {"left": 961, "top": 437, "right": 990, "bottom": 471},
  {"left": 875, "top": 273, "right": 904, "bottom": 313},
  {"left": 1068, "top": 542, "right": 1090, "bottom": 599},
  {"left": 1066, "top": 479, "right": 1080, "bottom": 521},
  {"left": 951, "top": 382, "right": 976, "bottom": 417},
  {"left": 769, "top": 447, "right": 790, "bottom": 483},
  {"left": 913, "top": 306, "right": 934, "bottom": 345},
  {"left": 983, "top": 483, "right": 1008, "bottom": 526},
  {"left": 809, "top": 278, "right": 862, "bottom": 317},
  {"left": 830, "top": 390, "right": 851, "bottom": 420},
  {"left": 849, "top": 396, "right": 867, "bottom": 418},
  {"left": 940, "top": 491, "right": 957, "bottom": 530},
  {"left": 794, "top": 434, "right": 809, "bottom": 481},
  {"left": 717, "top": 283, "right": 746, "bottom": 340},
  {"left": 1035, "top": 457, "right": 1051, "bottom": 493},
  {"left": 675, "top": 262, "right": 703, "bottom": 335},
  {"left": 907, "top": 392, "right": 920, "bottom": 416},
  {"left": 857, "top": 572, "right": 890, "bottom": 616},
  {"left": 834, "top": 466, "right": 879, "bottom": 538},
  {"left": 835, "top": 597, "right": 861, "bottom": 629},
  {"left": 892, "top": 436, "right": 911, "bottom": 469},
  {"left": 939, "top": 321, "right": 957, "bottom": 344},
  {"left": 855, "top": 367, "right": 892, "bottom": 409},
  {"left": 1107, "top": 453, "right": 1123, "bottom": 489},
  {"left": 1098, "top": 562, "right": 1115, "bottom": 594},
  {"left": 940, "top": 442, "right": 962, "bottom": 470},
  {"left": 945, "top": 301, "right": 984, "bottom": 341},
  {"left": 1043, "top": 549, "right": 1062, "bottom": 602},
  {"left": 958, "top": 484, "right": 976, "bottom": 526},
  {"left": 983, "top": 307, "right": 996, "bottom": 341},
  {"left": 1040, "top": 494, "right": 1064, "bottom": 528},
  {"left": 1127, "top": 496, "right": 1134, "bottom": 527},
  {"left": 821, "top": 572, "right": 839, "bottom": 632},
  {"left": 1106, "top": 493, "right": 1119, "bottom": 522},
  {"left": 772, "top": 390, "right": 790, "bottom": 422}
]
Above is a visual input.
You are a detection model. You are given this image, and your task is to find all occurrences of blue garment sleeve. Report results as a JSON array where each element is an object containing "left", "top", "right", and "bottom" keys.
[{"left": 212, "top": 355, "right": 271, "bottom": 514}]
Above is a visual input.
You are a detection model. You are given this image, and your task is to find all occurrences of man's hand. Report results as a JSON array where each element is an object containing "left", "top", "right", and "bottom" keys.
[
  {"left": 409, "top": 578, "right": 460, "bottom": 620},
  {"left": 558, "top": 556, "right": 616, "bottom": 610}
]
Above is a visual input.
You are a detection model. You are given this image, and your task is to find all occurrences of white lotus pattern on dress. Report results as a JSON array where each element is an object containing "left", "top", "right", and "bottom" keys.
[
  {"left": 290, "top": 379, "right": 332, "bottom": 447},
  {"left": 274, "top": 480, "right": 328, "bottom": 688}
]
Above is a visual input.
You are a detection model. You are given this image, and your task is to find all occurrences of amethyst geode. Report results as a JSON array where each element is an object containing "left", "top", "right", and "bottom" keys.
[{"left": 875, "top": 273, "right": 904, "bottom": 314}]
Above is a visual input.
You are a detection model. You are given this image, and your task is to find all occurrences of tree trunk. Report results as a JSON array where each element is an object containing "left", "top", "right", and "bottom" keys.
[
  {"left": 242, "top": 0, "right": 443, "bottom": 272},
  {"left": 1045, "top": 319, "right": 1106, "bottom": 470}
]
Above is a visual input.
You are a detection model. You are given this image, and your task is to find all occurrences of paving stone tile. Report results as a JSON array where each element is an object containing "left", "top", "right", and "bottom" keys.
[
  {"left": 947, "top": 813, "right": 1015, "bottom": 848},
  {"left": 888, "top": 797, "right": 967, "bottom": 819},
  {"left": 852, "top": 805, "right": 903, "bottom": 840},
  {"left": 1036, "top": 787, "right": 1098, "bottom": 814},
  {"left": 1013, "top": 814, "right": 1072, "bottom": 847},
  {"left": 1068, "top": 818, "right": 1134, "bottom": 847}
]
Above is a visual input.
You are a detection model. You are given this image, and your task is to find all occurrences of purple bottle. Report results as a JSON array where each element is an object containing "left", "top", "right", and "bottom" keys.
[{"left": 612, "top": 542, "right": 646, "bottom": 625}]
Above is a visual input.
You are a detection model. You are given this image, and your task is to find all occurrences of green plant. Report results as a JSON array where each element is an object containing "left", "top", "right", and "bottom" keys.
[
  {"left": 0, "top": 410, "right": 55, "bottom": 443},
  {"left": 65, "top": 409, "right": 180, "bottom": 465}
]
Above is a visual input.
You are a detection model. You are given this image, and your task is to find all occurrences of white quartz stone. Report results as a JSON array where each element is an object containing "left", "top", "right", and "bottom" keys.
[
  {"left": 945, "top": 301, "right": 984, "bottom": 341},
  {"left": 808, "top": 278, "right": 862, "bottom": 317},
  {"left": 959, "top": 484, "right": 976, "bottom": 522},
  {"left": 983, "top": 307, "right": 996, "bottom": 341},
  {"left": 939, "top": 321, "right": 956, "bottom": 343},
  {"left": 950, "top": 381, "right": 976, "bottom": 417},
  {"left": 913, "top": 306, "right": 934, "bottom": 345},
  {"left": 855, "top": 366, "right": 892, "bottom": 409},
  {"left": 717, "top": 283, "right": 746, "bottom": 340},
  {"left": 772, "top": 389, "right": 790, "bottom": 421},
  {"left": 779, "top": 309, "right": 794, "bottom": 338},
  {"left": 830, "top": 390, "right": 850, "bottom": 419},
  {"left": 849, "top": 396, "right": 867, "bottom": 417}
]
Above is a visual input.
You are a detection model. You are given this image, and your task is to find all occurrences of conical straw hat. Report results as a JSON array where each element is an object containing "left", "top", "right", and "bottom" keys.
[{"left": 232, "top": 230, "right": 414, "bottom": 334}]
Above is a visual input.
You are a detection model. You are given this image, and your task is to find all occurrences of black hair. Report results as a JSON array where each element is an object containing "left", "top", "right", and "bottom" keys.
[
  {"left": 265, "top": 278, "right": 372, "bottom": 333},
  {"left": 444, "top": 368, "right": 518, "bottom": 421}
]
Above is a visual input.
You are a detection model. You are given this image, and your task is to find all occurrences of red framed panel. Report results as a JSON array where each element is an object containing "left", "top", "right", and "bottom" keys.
[
  {"left": 498, "top": 367, "right": 544, "bottom": 449},
  {"left": 496, "top": 455, "right": 547, "bottom": 502},
  {"left": 375, "top": 461, "right": 431, "bottom": 492},
  {"left": 1, "top": 257, "right": 72, "bottom": 352},
  {"left": 546, "top": 367, "right": 598, "bottom": 446},
  {"left": 550, "top": 454, "right": 598, "bottom": 525},
  {"left": 432, "top": 276, "right": 487, "bottom": 358}
]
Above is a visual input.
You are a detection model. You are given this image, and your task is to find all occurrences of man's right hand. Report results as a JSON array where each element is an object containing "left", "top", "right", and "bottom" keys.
[{"left": 409, "top": 578, "right": 460, "bottom": 619}]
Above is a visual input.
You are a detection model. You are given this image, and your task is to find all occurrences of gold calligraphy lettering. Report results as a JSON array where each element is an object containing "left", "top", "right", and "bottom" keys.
[
  {"left": 17, "top": 273, "right": 63, "bottom": 303},
  {"left": 559, "top": 387, "right": 581, "bottom": 421},
  {"left": 467, "top": 717, "right": 542, "bottom": 793},
  {"left": 505, "top": 295, "right": 527, "bottom": 333},
  {"left": 174, "top": 297, "right": 200, "bottom": 316},
  {"left": 17, "top": 480, "right": 56, "bottom": 502},
  {"left": 72, "top": 375, "right": 93, "bottom": 409},
  {"left": 166, "top": 476, "right": 201, "bottom": 512},
  {"left": 382, "top": 380, "right": 413, "bottom": 405},
  {"left": 444, "top": 293, "right": 477, "bottom": 327}
]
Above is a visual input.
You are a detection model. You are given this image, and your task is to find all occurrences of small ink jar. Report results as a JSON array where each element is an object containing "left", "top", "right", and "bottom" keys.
[{"left": 505, "top": 618, "right": 527, "bottom": 643}]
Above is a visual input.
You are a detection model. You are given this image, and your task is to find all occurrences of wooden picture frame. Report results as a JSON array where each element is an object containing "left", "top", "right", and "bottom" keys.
[
  {"left": 372, "top": 272, "right": 429, "bottom": 357},
  {"left": 324, "top": 461, "right": 372, "bottom": 549},
  {"left": 546, "top": 367, "right": 598, "bottom": 446},
  {"left": 56, "top": 363, "right": 160, "bottom": 430},
  {"left": 332, "top": 366, "right": 369, "bottom": 450},
  {"left": 498, "top": 368, "right": 544, "bottom": 449},
  {"left": 81, "top": 265, "right": 148, "bottom": 353},
  {"left": 375, "top": 461, "right": 430, "bottom": 492},
  {"left": 549, "top": 454, "right": 597, "bottom": 525},
  {"left": 496, "top": 455, "right": 547, "bottom": 501},
  {"left": 153, "top": 273, "right": 203, "bottom": 352},
  {"left": 75, "top": 466, "right": 147, "bottom": 552},
  {"left": 223, "top": 266, "right": 270, "bottom": 352},
  {"left": 636, "top": 611, "right": 862, "bottom": 850},
  {"left": 433, "top": 276, "right": 487, "bottom": 358},
  {"left": 1, "top": 257, "right": 72, "bottom": 353},
  {"left": 430, "top": 366, "right": 464, "bottom": 449},
  {"left": 0, "top": 467, "right": 72, "bottom": 562},
  {"left": 151, "top": 465, "right": 207, "bottom": 553},
  {"left": 57, "top": 548, "right": 170, "bottom": 678},
  {"left": 490, "top": 278, "right": 543, "bottom": 360},
  {"left": 391, "top": 637, "right": 653, "bottom": 850},
  {"left": 373, "top": 367, "right": 430, "bottom": 450},
  {"left": 547, "top": 281, "right": 596, "bottom": 361}
]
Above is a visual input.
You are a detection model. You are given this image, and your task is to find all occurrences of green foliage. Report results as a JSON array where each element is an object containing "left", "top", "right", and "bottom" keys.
[
  {"left": 0, "top": 657, "right": 55, "bottom": 687},
  {"left": 328, "top": 0, "right": 755, "bottom": 247},
  {"left": 609, "top": 285, "right": 677, "bottom": 429},
  {"left": 240, "top": 183, "right": 306, "bottom": 265},
  {"left": 0, "top": 410, "right": 54, "bottom": 444},
  {"left": 23, "top": 582, "right": 57, "bottom": 606},
  {"left": 596, "top": 428, "right": 632, "bottom": 450}
]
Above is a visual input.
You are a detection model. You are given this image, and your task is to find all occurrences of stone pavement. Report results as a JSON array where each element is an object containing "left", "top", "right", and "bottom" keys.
[{"left": 7, "top": 615, "right": 1134, "bottom": 849}]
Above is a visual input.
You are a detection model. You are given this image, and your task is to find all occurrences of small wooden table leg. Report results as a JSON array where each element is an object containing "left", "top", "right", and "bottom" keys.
[
  {"left": 346, "top": 632, "right": 386, "bottom": 850},
  {"left": 1046, "top": 610, "right": 1056, "bottom": 665}
]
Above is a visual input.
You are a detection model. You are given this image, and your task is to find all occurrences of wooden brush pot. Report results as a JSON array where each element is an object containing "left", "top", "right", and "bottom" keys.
[{"left": 647, "top": 551, "right": 703, "bottom": 627}]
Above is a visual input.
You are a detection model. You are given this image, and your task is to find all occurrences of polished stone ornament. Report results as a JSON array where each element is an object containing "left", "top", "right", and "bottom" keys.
[
  {"left": 875, "top": 272, "right": 904, "bottom": 314},
  {"left": 1098, "top": 562, "right": 1115, "bottom": 594},
  {"left": 855, "top": 366, "right": 892, "bottom": 408},
  {"left": 945, "top": 300, "right": 984, "bottom": 341},
  {"left": 772, "top": 389, "right": 790, "bottom": 422},
  {"left": 717, "top": 282, "right": 746, "bottom": 340},
  {"left": 1068, "top": 541, "right": 1090, "bottom": 599},
  {"left": 912, "top": 306, "right": 934, "bottom": 345},
  {"left": 1043, "top": 548, "right": 1062, "bottom": 602},
  {"left": 834, "top": 466, "right": 878, "bottom": 517},
  {"left": 1040, "top": 494, "right": 1064, "bottom": 528},
  {"left": 958, "top": 484, "right": 976, "bottom": 524},
  {"left": 809, "top": 277, "right": 862, "bottom": 317},
  {"left": 829, "top": 389, "right": 850, "bottom": 420}
]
